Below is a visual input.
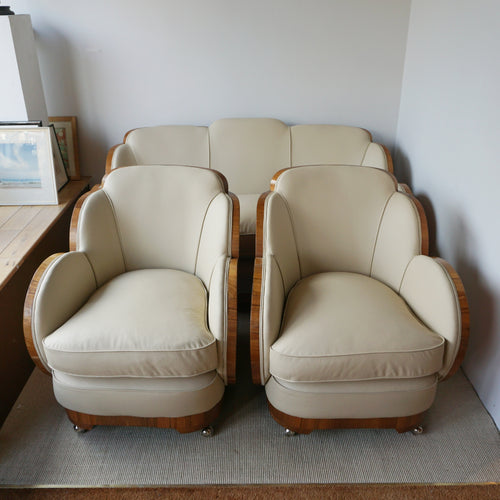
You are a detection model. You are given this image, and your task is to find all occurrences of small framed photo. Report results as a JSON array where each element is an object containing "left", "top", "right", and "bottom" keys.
[
  {"left": 49, "top": 124, "right": 69, "bottom": 191},
  {"left": 0, "top": 127, "right": 59, "bottom": 205},
  {"left": 49, "top": 116, "right": 80, "bottom": 180}
]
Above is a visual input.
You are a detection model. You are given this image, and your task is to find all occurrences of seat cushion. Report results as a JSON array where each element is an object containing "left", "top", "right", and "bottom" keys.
[
  {"left": 43, "top": 269, "right": 217, "bottom": 378},
  {"left": 270, "top": 272, "right": 445, "bottom": 382},
  {"left": 237, "top": 193, "right": 260, "bottom": 235}
]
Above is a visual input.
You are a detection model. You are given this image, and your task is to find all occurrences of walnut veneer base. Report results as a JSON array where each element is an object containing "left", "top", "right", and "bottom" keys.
[
  {"left": 268, "top": 402, "right": 423, "bottom": 434},
  {"left": 65, "top": 402, "right": 221, "bottom": 434}
]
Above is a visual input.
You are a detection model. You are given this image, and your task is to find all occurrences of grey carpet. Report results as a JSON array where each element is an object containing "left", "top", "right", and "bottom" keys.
[{"left": 1, "top": 315, "right": 499, "bottom": 486}]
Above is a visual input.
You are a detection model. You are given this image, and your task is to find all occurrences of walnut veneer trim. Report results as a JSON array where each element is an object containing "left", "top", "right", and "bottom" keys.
[
  {"left": 268, "top": 402, "right": 424, "bottom": 434},
  {"left": 227, "top": 258, "right": 238, "bottom": 385},
  {"left": 66, "top": 402, "right": 221, "bottom": 433},
  {"left": 250, "top": 192, "right": 270, "bottom": 385},
  {"left": 434, "top": 257, "right": 470, "bottom": 381},
  {"left": 381, "top": 144, "right": 394, "bottom": 174},
  {"left": 23, "top": 253, "right": 64, "bottom": 376},
  {"left": 226, "top": 192, "right": 240, "bottom": 384}
]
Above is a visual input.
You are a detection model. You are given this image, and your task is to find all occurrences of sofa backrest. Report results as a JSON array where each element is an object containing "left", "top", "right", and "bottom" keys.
[{"left": 107, "top": 118, "right": 392, "bottom": 196}]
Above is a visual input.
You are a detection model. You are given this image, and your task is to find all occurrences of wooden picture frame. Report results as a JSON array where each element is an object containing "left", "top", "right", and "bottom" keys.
[
  {"left": 49, "top": 116, "right": 80, "bottom": 180},
  {"left": 49, "top": 124, "right": 69, "bottom": 192},
  {"left": 0, "top": 127, "right": 59, "bottom": 205}
]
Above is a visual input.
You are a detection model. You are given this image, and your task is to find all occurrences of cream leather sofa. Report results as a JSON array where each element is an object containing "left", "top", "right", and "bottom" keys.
[
  {"left": 106, "top": 118, "right": 393, "bottom": 247},
  {"left": 251, "top": 165, "right": 469, "bottom": 434},
  {"left": 24, "top": 165, "right": 238, "bottom": 435}
]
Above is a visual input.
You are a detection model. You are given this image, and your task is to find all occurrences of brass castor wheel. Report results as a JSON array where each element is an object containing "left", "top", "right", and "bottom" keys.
[
  {"left": 284, "top": 428, "right": 297, "bottom": 437},
  {"left": 411, "top": 425, "right": 424, "bottom": 435},
  {"left": 201, "top": 425, "right": 215, "bottom": 438},
  {"left": 73, "top": 425, "right": 89, "bottom": 434}
]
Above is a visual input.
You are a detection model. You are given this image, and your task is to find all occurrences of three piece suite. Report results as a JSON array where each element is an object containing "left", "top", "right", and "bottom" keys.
[{"left": 23, "top": 118, "right": 468, "bottom": 436}]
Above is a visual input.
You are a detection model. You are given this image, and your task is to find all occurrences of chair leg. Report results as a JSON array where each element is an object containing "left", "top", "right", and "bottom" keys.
[
  {"left": 73, "top": 424, "right": 92, "bottom": 433},
  {"left": 201, "top": 425, "right": 215, "bottom": 437}
]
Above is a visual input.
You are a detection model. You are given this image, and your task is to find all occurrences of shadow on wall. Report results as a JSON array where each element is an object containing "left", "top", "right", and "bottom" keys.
[
  {"left": 452, "top": 219, "right": 498, "bottom": 398},
  {"left": 394, "top": 148, "right": 498, "bottom": 414},
  {"left": 36, "top": 28, "right": 108, "bottom": 181}
]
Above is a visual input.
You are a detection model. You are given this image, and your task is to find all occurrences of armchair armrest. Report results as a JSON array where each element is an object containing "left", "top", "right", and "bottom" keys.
[
  {"left": 250, "top": 190, "right": 300, "bottom": 385},
  {"left": 23, "top": 252, "right": 97, "bottom": 374},
  {"left": 105, "top": 143, "right": 137, "bottom": 174},
  {"left": 197, "top": 190, "right": 239, "bottom": 385},
  {"left": 400, "top": 255, "right": 469, "bottom": 380}
]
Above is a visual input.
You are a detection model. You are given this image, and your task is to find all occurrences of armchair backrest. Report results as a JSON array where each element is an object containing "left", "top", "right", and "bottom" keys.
[
  {"left": 267, "top": 165, "right": 425, "bottom": 292},
  {"left": 75, "top": 165, "right": 233, "bottom": 287},
  {"left": 107, "top": 119, "right": 392, "bottom": 196}
]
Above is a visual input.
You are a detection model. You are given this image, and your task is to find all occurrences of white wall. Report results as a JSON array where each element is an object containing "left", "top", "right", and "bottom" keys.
[
  {"left": 395, "top": 0, "right": 500, "bottom": 426},
  {"left": 10, "top": 0, "right": 411, "bottom": 181}
]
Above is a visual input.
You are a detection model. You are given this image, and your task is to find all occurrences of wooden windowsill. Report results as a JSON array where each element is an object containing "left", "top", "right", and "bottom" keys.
[{"left": 0, "top": 178, "right": 90, "bottom": 292}]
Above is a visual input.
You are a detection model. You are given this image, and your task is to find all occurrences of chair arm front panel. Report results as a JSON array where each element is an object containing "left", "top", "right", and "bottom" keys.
[
  {"left": 24, "top": 251, "right": 97, "bottom": 373},
  {"left": 400, "top": 255, "right": 469, "bottom": 380},
  {"left": 106, "top": 143, "right": 137, "bottom": 173},
  {"left": 76, "top": 189, "right": 126, "bottom": 287},
  {"left": 371, "top": 192, "right": 423, "bottom": 292}
]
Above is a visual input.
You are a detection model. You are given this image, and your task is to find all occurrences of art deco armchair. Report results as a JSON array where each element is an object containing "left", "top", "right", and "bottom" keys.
[
  {"left": 24, "top": 165, "right": 239, "bottom": 435},
  {"left": 250, "top": 165, "right": 468, "bottom": 434}
]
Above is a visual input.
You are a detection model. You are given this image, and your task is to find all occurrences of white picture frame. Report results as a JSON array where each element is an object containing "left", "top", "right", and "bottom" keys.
[{"left": 0, "top": 127, "right": 59, "bottom": 205}]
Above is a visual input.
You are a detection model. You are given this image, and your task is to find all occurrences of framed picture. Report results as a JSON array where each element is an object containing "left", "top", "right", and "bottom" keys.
[
  {"left": 49, "top": 124, "right": 69, "bottom": 191},
  {"left": 0, "top": 121, "right": 42, "bottom": 128},
  {"left": 49, "top": 116, "right": 80, "bottom": 180},
  {"left": 0, "top": 127, "right": 59, "bottom": 205}
]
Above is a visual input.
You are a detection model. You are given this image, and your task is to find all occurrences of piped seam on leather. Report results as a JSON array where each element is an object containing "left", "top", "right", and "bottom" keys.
[
  {"left": 102, "top": 189, "right": 127, "bottom": 274},
  {"left": 369, "top": 191, "right": 394, "bottom": 278}
]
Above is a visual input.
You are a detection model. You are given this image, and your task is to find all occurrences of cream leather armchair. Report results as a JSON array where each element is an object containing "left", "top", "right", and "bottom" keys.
[
  {"left": 24, "top": 165, "right": 238, "bottom": 435},
  {"left": 250, "top": 165, "right": 468, "bottom": 434}
]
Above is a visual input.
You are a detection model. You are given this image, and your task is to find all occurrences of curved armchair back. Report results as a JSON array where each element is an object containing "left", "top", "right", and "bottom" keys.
[
  {"left": 75, "top": 165, "right": 233, "bottom": 288},
  {"left": 269, "top": 165, "right": 423, "bottom": 289}
]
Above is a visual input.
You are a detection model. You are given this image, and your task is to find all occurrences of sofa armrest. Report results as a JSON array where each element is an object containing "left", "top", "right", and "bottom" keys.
[
  {"left": 23, "top": 252, "right": 97, "bottom": 374},
  {"left": 400, "top": 255, "right": 469, "bottom": 380},
  {"left": 105, "top": 143, "right": 137, "bottom": 174}
]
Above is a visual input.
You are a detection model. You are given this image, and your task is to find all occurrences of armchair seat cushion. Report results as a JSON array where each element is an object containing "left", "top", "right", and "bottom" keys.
[
  {"left": 269, "top": 272, "right": 445, "bottom": 383},
  {"left": 43, "top": 269, "right": 217, "bottom": 378}
]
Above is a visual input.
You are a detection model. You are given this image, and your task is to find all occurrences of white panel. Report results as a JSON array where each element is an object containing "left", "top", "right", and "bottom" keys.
[
  {"left": 0, "top": 17, "right": 28, "bottom": 120},
  {"left": 10, "top": 15, "right": 48, "bottom": 123}
]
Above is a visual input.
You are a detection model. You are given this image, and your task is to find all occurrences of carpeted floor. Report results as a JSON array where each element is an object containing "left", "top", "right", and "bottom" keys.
[{"left": 0, "top": 313, "right": 499, "bottom": 489}]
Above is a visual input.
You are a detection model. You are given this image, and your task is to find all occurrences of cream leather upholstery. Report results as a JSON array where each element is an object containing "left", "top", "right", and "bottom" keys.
[
  {"left": 251, "top": 165, "right": 468, "bottom": 433},
  {"left": 107, "top": 118, "right": 392, "bottom": 236},
  {"left": 24, "top": 165, "right": 238, "bottom": 432}
]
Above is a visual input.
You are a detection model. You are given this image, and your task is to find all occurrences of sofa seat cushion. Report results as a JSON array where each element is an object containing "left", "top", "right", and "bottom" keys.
[
  {"left": 269, "top": 272, "right": 445, "bottom": 383},
  {"left": 43, "top": 269, "right": 217, "bottom": 378},
  {"left": 237, "top": 193, "right": 261, "bottom": 235}
]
